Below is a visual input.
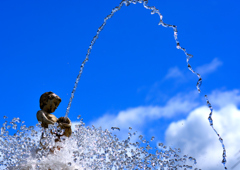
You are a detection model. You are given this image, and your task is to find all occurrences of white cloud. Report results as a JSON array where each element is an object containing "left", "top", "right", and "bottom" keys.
[
  {"left": 86, "top": 91, "right": 199, "bottom": 140},
  {"left": 196, "top": 58, "right": 222, "bottom": 76},
  {"left": 84, "top": 88, "right": 240, "bottom": 169},
  {"left": 164, "top": 66, "right": 185, "bottom": 80},
  {"left": 165, "top": 91, "right": 240, "bottom": 170},
  {"left": 209, "top": 89, "right": 240, "bottom": 109}
]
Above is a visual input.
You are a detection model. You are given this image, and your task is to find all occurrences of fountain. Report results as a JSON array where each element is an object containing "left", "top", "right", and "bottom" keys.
[
  {"left": 0, "top": 0, "right": 227, "bottom": 169},
  {"left": 0, "top": 116, "right": 198, "bottom": 169}
]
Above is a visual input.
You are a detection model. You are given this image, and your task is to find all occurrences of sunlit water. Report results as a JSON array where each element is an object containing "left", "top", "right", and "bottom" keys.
[
  {"left": 0, "top": 116, "right": 198, "bottom": 169},
  {"left": 0, "top": 0, "right": 227, "bottom": 169},
  {"left": 64, "top": 0, "right": 227, "bottom": 169}
]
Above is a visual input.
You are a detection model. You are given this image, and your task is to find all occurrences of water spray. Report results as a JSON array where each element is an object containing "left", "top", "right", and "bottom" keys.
[{"left": 65, "top": 0, "right": 227, "bottom": 169}]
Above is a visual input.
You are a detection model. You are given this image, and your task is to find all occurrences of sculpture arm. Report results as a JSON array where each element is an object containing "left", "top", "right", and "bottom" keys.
[
  {"left": 57, "top": 117, "right": 72, "bottom": 137},
  {"left": 59, "top": 122, "right": 71, "bottom": 128},
  {"left": 57, "top": 117, "right": 72, "bottom": 128},
  {"left": 37, "top": 110, "right": 55, "bottom": 126}
]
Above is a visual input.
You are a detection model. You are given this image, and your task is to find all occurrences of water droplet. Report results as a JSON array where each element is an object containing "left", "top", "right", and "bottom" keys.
[{"left": 111, "top": 127, "right": 120, "bottom": 131}]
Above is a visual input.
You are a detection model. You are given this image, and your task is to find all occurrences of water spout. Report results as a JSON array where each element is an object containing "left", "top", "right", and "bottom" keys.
[{"left": 65, "top": 1, "right": 227, "bottom": 168}]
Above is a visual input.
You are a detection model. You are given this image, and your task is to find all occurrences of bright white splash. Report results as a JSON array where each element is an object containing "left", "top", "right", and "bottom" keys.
[
  {"left": 0, "top": 116, "right": 198, "bottom": 169},
  {"left": 0, "top": 0, "right": 227, "bottom": 169},
  {"left": 64, "top": 0, "right": 227, "bottom": 169}
]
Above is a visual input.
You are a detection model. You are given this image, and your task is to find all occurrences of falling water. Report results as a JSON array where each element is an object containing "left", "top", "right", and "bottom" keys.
[
  {"left": 0, "top": 0, "right": 227, "bottom": 169},
  {"left": 64, "top": 0, "right": 227, "bottom": 169},
  {"left": 0, "top": 116, "right": 198, "bottom": 169}
]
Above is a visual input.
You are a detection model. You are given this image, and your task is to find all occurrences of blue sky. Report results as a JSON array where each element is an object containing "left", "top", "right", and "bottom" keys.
[{"left": 0, "top": 0, "right": 240, "bottom": 169}]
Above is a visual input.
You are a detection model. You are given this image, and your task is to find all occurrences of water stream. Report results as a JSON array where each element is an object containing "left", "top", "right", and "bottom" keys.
[
  {"left": 65, "top": 0, "right": 227, "bottom": 169},
  {"left": 0, "top": 0, "right": 227, "bottom": 169}
]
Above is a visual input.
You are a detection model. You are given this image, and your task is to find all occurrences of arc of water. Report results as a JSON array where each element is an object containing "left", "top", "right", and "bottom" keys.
[{"left": 65, "top": 0, "right": 227, "bottom": 169}]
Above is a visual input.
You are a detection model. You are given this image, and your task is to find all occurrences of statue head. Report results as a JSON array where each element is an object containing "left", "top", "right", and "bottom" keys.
[{"left": 40, "top": 92, "right": 61, "bottom": 113}]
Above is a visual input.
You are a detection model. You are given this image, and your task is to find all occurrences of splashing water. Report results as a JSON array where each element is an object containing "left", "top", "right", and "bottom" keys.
[
  {"left": 0, "top": 0, "right": 225, "bottom": 169},
  {"left": 0, "top": 116, "right": 199, "bottom": 169},
  {"left": 64, "top": 0, "right": 228, "bottom": 169}
]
